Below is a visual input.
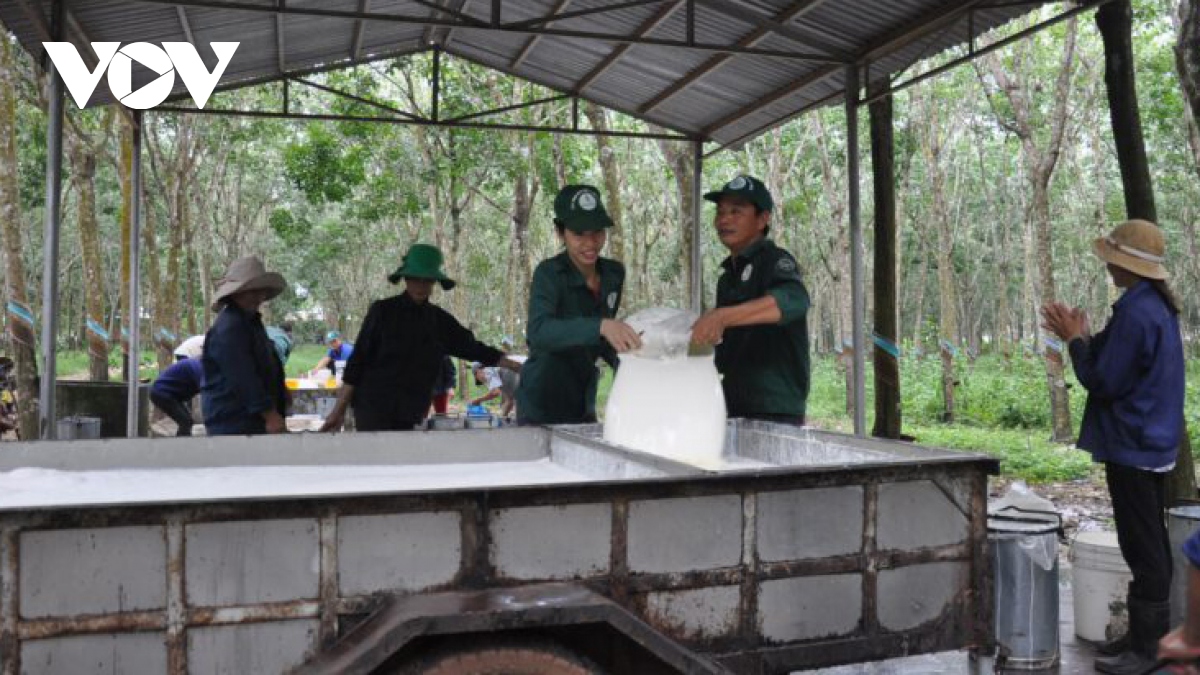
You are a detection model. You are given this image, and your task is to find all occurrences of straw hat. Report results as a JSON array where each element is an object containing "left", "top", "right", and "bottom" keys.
[
  {"left": 1093, "top": 219, "right": 1168, "bottom": 281},
  {"left": 212, "top": 256, "right": 286, "bottom": 309}
]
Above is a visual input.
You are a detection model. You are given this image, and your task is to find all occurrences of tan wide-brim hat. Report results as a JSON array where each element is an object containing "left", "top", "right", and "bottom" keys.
[
  {"left": 212, "top": 256, "right": 287, "bottom": 310},
  {"left": 1093, "top": 219, "right": 1168, "bottom": 281}
]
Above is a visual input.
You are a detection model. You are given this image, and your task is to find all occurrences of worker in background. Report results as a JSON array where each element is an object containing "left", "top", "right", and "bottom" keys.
[
  {"left": 1042, "top": 219, "right": 1184, "bottom": 675},
  {"left": 690, "top": 175, "right": 811, "bottom": 426},
  {"left": 311, "top": 330, "right": 354, "bottom": 377},
  {"left": 173, "top": 334, "right": 205, "bottom": 362},
  {"left": 516, "top": 185, "right": 641, "bottom": 426},
  {"left": 150, "top": 356, "right": 203, "bottom": 436},
  {"left": 202, "top": 256, "right": 289, "bottom": 436},
  {"left": 320, "top": 244, "right": 521, "bottom": 432},
  {"left": 470, "top": 361, "right": 519, "bottom": 420}
]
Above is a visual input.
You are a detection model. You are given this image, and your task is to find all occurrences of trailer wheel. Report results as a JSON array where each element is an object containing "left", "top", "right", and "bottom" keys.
[{"left": 395, "top": 638, "right": 604, "bottom": 675}]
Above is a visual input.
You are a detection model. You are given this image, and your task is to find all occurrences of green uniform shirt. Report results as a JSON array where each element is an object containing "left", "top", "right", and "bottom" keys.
[
  {"left": 517, "top": 252, "right": 624, "bottom": 425},
  {"left": 715, "top": 237, "right": 811, "bottom": 419}
]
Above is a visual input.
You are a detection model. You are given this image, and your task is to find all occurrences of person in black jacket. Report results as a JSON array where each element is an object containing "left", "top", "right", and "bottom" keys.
[{"left": 320, "top": 244, "right": 521, "bottom": 432}]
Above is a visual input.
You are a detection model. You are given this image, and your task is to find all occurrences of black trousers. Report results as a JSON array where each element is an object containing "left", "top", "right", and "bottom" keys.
[
  {"left": 353, "top": 405, "right": 417, "bottom": 432},
  {"left": 1106, "top": 462, "right": 1173, "bottom": 602},
  {"left": 150, "top": 390, "right": 193, "bottom": 436}
]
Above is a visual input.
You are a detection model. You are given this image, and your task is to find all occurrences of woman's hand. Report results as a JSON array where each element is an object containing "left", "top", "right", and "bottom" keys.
[
  {"left": 1040, "top": 302, "right": 1089, "bottom": 343},
  {"left": 600, "top": 319, "right": 643, "bottom": 353}
]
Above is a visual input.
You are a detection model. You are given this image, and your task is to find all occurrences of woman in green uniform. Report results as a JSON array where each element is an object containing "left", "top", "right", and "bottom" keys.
[{"left": 516, "top": 185, "right": 642, "bottom": 425}]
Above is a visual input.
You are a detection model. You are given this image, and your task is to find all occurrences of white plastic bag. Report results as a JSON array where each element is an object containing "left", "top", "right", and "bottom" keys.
[{"left": 624, "top": 307, "right": 698, "bottom": 360}]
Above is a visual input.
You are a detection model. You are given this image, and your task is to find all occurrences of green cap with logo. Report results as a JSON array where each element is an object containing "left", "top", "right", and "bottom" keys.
[
  {"left": 553, "top": 185, "right": 613, "bottom": 233},
  {"left": 387, "top": 243, "right": 457, "bottom": 290},
  {"left": 704, "top": 175, "right": 774, "bottom": 212}
]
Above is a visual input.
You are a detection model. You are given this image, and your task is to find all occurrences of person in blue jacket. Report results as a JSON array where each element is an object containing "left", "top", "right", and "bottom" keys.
[
  {"left": 202, "top": 256, "right": 289, "bottom": 436},
  {"left": 1042, "top": 219, "right": 1185, "bottom": 675}
]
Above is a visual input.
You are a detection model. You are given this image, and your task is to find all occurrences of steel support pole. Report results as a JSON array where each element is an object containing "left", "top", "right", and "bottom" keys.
[
  {"left": 845, "top": 64, "right": 866, "bottom": 436},
  {"left": 690, "top": 139, "right": 703, "bottom": 313},
  {"left": 38, "top": 0, "right": 66, "bottom": 439},
  {"left": 126, "top": 111, "right": 143, "bottom": 438}
]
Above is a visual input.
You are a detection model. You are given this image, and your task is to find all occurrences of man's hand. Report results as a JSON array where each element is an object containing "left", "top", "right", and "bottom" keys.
[
  {"left": 600, "top": 319, "right": 643, "bottom": 353},
  {"left": 319, "top": 406, "right": 345, "bottom": 433},
  {"left": 690, "top": 309, "right": 727, "bottom": 346},
  {"left": 263, "top": 410, "right": 287, "bottom": 434},
  {"left": 1160, "top": 627, "right": 1200, "bottom": 673}
]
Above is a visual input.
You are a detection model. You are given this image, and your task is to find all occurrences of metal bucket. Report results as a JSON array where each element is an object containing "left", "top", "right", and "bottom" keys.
[
  {"left": 56, "top": 415, "right": 102, "bottom": 440},
  {"left": 1169, "top": 505, "right": 1200, "bottom": 627},
  {"left": 989, "top": 511, "right": 1060, "bottom": 670},
  {"left": 428, "top": 414, "right": 464, "bottom": 431}
]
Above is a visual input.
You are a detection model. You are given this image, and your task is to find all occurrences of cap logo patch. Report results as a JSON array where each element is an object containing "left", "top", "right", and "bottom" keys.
[
  {"left": 729, "top": 176, "right": 748, "bottom": 190},
  {"left": 574, "top": 190, "right": 598, "bottom": 211},
  {"left": 777, "top": 258, "right": 797, "bottom": 274},
  {"left": 607, "top": 292, "right": 617, "bottom": 309},
  {"left": 741, "top": 264, "right": 753, "bottom": 282}
]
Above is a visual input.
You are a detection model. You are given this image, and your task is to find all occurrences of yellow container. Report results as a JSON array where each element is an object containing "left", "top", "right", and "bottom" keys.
[
  {"left": 325, "top": 377, "right": 337, "bottom": 389},
  {"left": 285, "top": 378, "right": 300, "bottom": 390}
]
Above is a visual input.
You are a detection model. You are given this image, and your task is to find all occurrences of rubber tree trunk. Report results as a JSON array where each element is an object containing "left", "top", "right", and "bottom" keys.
[
  {"left": 1098, "top": 0, "right": 1195, "bottom": 504},
  {"left": 869, "top": 83, "right": 901, "bottom": 439},
  {"left": 0, "top": 38, "right": 39, "bottom": 438}
]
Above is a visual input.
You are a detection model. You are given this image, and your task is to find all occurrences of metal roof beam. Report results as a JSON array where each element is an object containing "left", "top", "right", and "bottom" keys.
[
  {"left": 509, "top": 0, "right": 572, "bottom": 69},
  {"left": 573, "top": 0, "right": 684, "bottom": 94},
  {"left": 639, "top": 0, "right": 831, "bottom": 114},
  {"left": 442, "top": 92, "right": 570, "bottom": 123},
  {"left": 692, "top": 0, "right": 851, "bottom": 61},
  {"left": 505, "top": 0, "right": 665, "bottom": 30},
  {"left": 153, "top": 104, "right": 691, "bottom": 139},
  {"left": 275, "top": 11, "right": 286, "bottom": 72},
  {"left": 352, "top": 0, "right": 370, "bottom": 58},
  {"left": 176, "top": 6, "right": 197, "bottom": 44},
  {"left": 700, "top": 64, "right": 837, "bottom": 136},
  {"left": 290, "top": 75, "right": 427, "bottom": 121},
  {"left": 124, "top": 0, "right": 832, "bottom": 60}
]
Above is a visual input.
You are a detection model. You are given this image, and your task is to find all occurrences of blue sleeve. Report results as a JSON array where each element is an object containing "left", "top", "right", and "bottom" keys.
[
  {"left": 1067, "top": 309, "right": 1146, "bottom": 400},
  {"left": 1185, "top": 529, "right": 1200, "bottom": 568},
  {"left": 209, "top": 315, "right": 271, "bottom": 415}
]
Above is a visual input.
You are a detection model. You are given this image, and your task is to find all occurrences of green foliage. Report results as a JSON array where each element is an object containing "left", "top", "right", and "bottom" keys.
[
  {"left": 283, "top": 125, "right": 367, "bottom": 204},
  {"left": 909, "top": 424, "right": 1095, "bottom": 482}
]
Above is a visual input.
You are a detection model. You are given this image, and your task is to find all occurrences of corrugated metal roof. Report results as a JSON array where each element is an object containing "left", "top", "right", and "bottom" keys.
[{"left": 1, "top": 0, "right": 1062, "bottom": 146}]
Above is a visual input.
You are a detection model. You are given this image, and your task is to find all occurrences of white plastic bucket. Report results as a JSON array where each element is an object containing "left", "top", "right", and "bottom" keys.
[{"left": 1070, "top": 531, "right": 1132, "bottom": 643}]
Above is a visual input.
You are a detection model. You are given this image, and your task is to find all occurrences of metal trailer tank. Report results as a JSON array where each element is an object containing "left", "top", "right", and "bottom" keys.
[{"left": 0, "top": 421, "right": 997, "bottom": 674}]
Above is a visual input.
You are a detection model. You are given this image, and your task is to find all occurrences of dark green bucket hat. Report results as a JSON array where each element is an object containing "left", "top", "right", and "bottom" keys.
[
  {"left": 703, "top": 175, "right": 774, "bottom": 212},
  {"left": 387, "top": 243, "right": 457, "bottom": 290},
  {"left": 553, "top": 185, "right": 613, "bottom": 232}
]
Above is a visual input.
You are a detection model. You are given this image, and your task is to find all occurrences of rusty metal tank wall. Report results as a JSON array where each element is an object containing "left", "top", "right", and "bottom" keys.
[{"left": 0, "top": 423, "right": 996, "bottom": 674}]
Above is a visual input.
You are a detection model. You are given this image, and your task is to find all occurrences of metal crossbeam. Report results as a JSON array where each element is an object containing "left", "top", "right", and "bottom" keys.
[{"left": 692, "top": 0, "right": 851, "bottom": 61}]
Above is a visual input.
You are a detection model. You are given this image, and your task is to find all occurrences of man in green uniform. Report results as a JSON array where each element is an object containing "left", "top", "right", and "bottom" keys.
[
  {"left": 691, "top": 175, "right": 811, "bottom": 425},
  {"left": 516, "top": 185, "right": 641, "bottom": 425}
]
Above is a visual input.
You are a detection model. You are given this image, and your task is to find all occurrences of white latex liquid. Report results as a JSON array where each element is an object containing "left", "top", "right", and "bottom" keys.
[{"left": 603, "top": 354, "right": 727, "bottom": 468}]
